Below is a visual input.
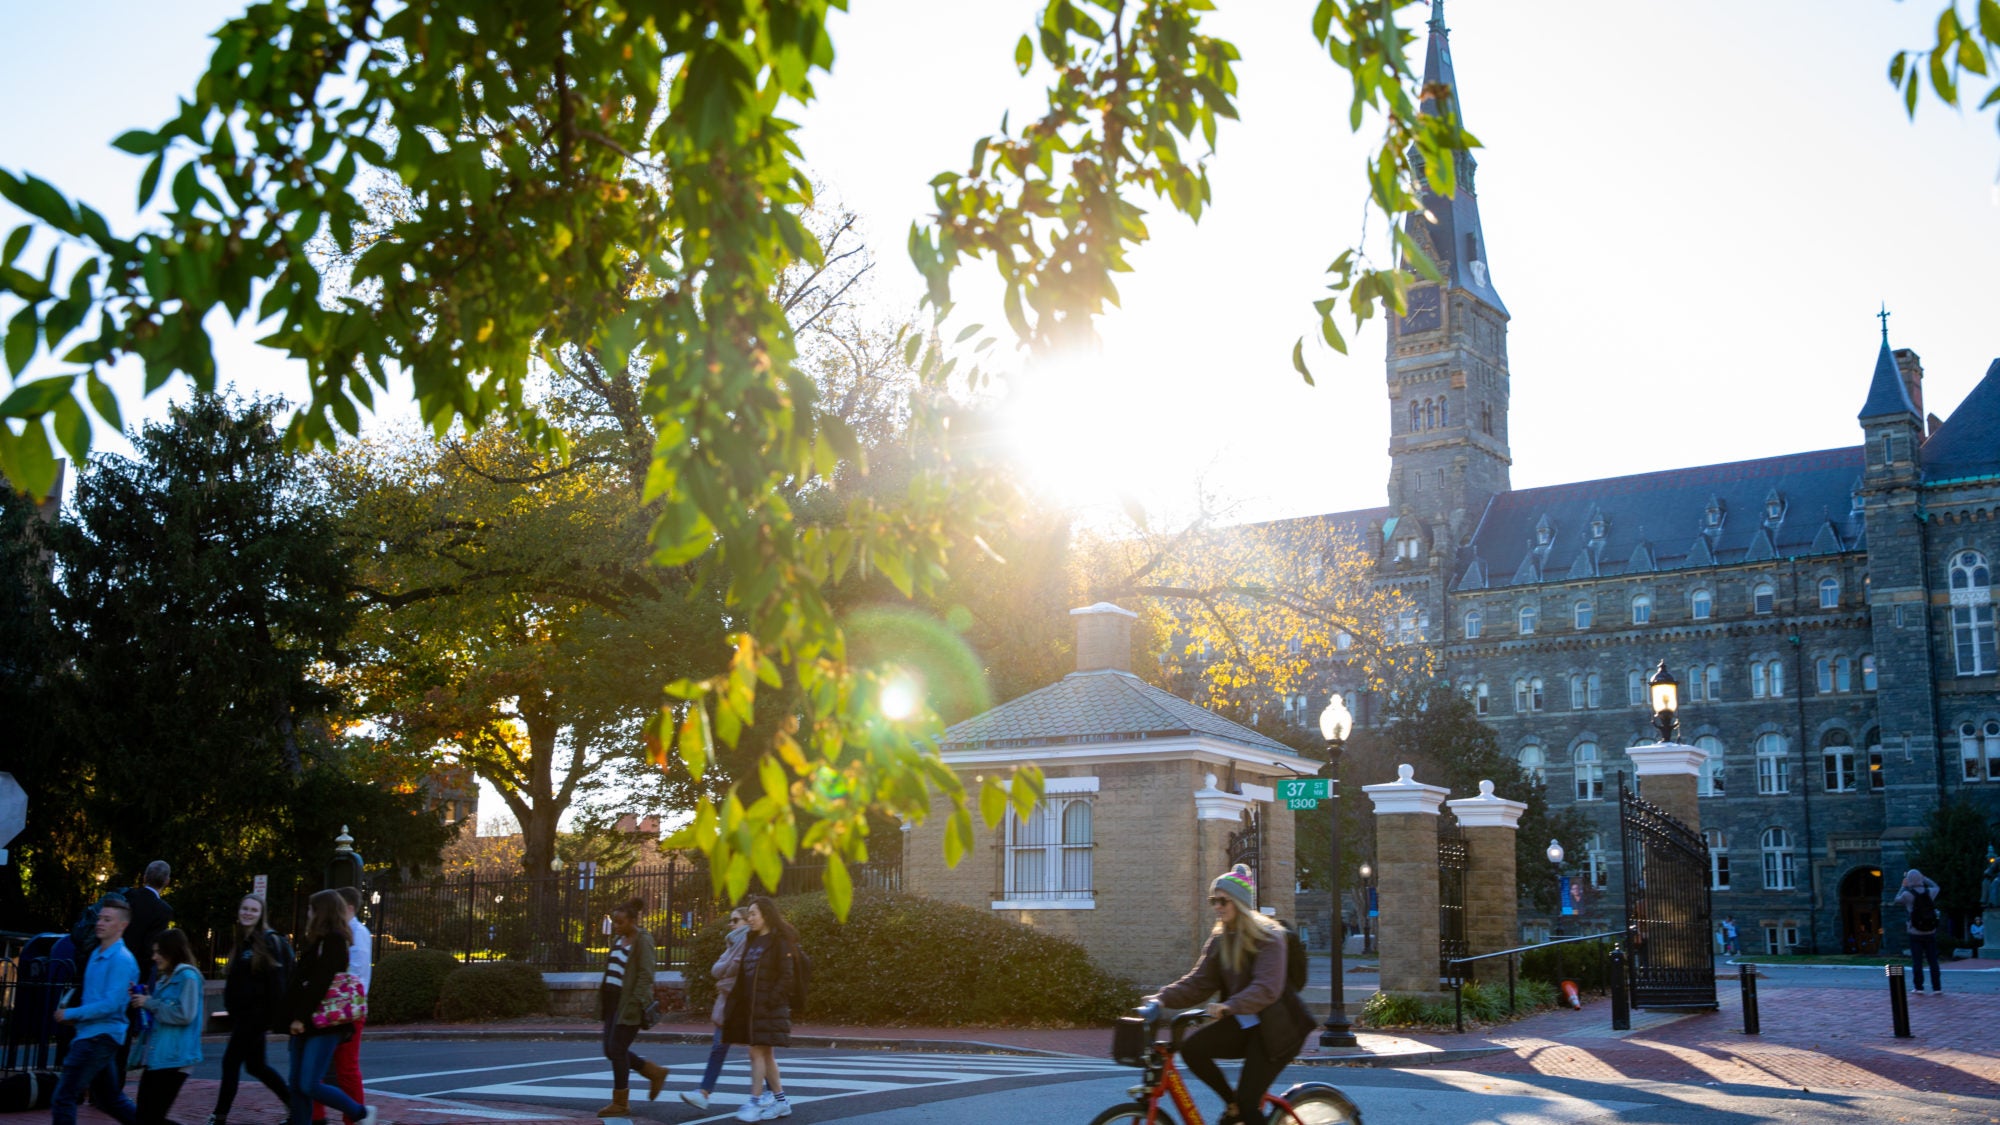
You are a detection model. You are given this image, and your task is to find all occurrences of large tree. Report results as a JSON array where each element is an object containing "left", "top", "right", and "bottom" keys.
[{"left": 1, "top": 1, "right": 1988, "bottom": 914}]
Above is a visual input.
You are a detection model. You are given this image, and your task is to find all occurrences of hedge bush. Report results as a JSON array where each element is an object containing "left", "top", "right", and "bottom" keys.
[
  {"left": 437, "top": 962, "right": 549, "bottom": 1022},
  {"left": 683, "top": 890, "right": 1139, "bottom": 1027},
  {"left": 369, "top": 949, "right": 462, "bottom": 1024},
  {"left": 1520, "top": 942, "right": 1612, "bottom": 994}
]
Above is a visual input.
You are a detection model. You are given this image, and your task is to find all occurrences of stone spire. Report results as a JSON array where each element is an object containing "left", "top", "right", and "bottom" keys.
[{"left": 1407, "top": 0, "right": 1504, "bottom": 313}]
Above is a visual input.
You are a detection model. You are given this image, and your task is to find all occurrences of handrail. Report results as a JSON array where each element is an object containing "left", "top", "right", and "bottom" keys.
[{"left": 1442, "top": 930, "right": 1625, "bottom": 1033}]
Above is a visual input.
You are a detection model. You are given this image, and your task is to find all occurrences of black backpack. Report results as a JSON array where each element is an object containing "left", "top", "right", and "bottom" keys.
[
  {"left": 68, "top": 901, "right": 102, "bottom": 965},
  {"left": 785, "top": 940, "right": 811, "bottom": 1015},
  {"left": 1909, "top": 889, "right": 1939, "bottom": 932},
  {"left": 1279, "top": 920, "right": 1309, "bottom": 994}
]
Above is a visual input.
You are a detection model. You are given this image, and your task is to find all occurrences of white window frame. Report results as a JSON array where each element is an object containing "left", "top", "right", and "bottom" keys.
[
  {"left": 1631, "top": 595, "right": 1653, "bottom": 625},
  {"left": 1574, "top": 600, "right": 1593, "bottom": 629},
  {"left": 1519, "top": 604, "right": 1538, "bottom": 634},
  {"left": 1822, "top": 733, "right": 1856, "bottom": 793},
  {"left": 1705, "top": 664, "right": 1721, "bottom": 701},
  {"left": 1529, "top": 676, "right": 1545, "bottom": 711},
  {"left": 1691, "top": 589, "right": 1713, "bottom": 620},
  {"left": 1586, "top": 672, "right": 1602, "bottom": 709},
  {"left": 1585, "top": 834, "right": 1607, "bottom": 888},
  {"left": 1574, "top": 743, "right": 1603, "bottom": 802},
  {"left": 1953, "top": 605, "right": 1997, "bottom": 676},
  {"left": 1695, "top": 735, "right": 1725, "bottom": 797},
  {"left": 1570, "top": 674, "right": 1586, "bottom": 710},
  {"left": 1519, "top": 745, "right": 1546, "bottom": 785},
  {"left": 1627, "top": 669, "right": 1645, "bottom": 706},
  {"left": 1761, "top": 828, "right": 1796, "bottom": 891},
  {"left": 1756, "top": 734, "right": 1790, "bottom": 795},
  {"left": 1961, "top": 720, "right": 2000, "bottom": 783},
  {"left": 1704, "top": 829, "right": 1729, "bottom": 891},
  {"left": 1464, "top": 609, "right": 1483, "bottom": 639},
  {"left": 1818, "top": 578, "right": 1839, "bottom": 609},
  {"left": 1753, "top": 582, "right": 1777, "bottom": 615},
  {"left": 1767, "top": 659, "right": 1785, "bottom": 698},
  {"left": 1751, "top": 662, "right": 1768, "bottom": 699},
  {"left": 997, "top": 778, "right": 1099, "bottom": 909}
]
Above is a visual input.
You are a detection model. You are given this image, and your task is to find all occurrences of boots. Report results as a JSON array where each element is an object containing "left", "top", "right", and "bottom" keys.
[
  {"left": 639, "top": 1059, "right": 670, "bottom": 1102},
  {"left": 595, "top": 1088, "right": 631, "bottom": 1118}
]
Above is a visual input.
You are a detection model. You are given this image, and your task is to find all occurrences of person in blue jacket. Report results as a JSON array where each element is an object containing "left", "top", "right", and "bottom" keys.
[
  {"left": 132, "top": 929, "right": 205, "bottom": 1125},
  {"left": 50, "top": 893, "right": 140, "bottom": 1125}
]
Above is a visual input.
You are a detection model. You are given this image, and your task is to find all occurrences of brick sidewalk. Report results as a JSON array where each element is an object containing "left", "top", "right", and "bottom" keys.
[{"left": 0, "top": 1076, "right": 599, "bottom": 1124}]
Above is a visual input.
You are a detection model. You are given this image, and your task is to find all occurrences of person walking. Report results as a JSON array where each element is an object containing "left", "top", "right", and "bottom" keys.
[
  {"left": 132, "top": 929, "right": 205, "bottom": 1125},
  {"left": 1150, "top": 864, "right": 1311, "bottom": 1125},
  {"left": 117, "top": 861, "right": 174, "bottom": 1086},
  {"left": 596, "top": 898, "right": 669, "bottom": 1118},
  {"left": 1721, "top": 917, "right": 1738, "bottom": 956},
  {"left": 1894, "top": 868, "right": 1945, "bottom": 994},
  {"left": 679, "top": 907, "right": 750, "bottom": 1110},
  {"left": 723, "top": 895, "right": 802, "bottom": 1122},
  {"left": 209, "top": 893, "right": 292, "bottom": 1125},
  {"left": 49, "top": 894, "right": 140, "bottom": 1125},
  {"left": 312, "top": 888, "right": 370, "bottom": 1125},
  {"left": 285, "top": 890, "right": 376, "bottom": 1125}
]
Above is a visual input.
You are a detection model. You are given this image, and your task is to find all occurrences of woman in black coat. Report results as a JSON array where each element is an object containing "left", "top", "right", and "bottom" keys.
[
  {"left": 721, "top": 896, "right": 800, "bottom": 1122},
  {"left": 283, "top": 890, "right": 375, "bottom": 1125},
  {"left": 209, "top": 893, "right": 292, "bottom": 1125}
]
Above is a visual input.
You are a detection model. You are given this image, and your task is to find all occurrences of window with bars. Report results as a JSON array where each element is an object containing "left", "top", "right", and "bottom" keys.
[{"left": 1002, "top": 795, "right": 1095, "bottom": 902}]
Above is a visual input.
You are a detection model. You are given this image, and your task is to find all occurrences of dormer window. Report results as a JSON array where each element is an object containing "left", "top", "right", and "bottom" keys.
[
  {"left": 1705, "top": 501, "right": 1723, "bottom": 528},
  {"left": 1589, "top": 517, "right": 1606, "bottom": 541},
  {"left": 1534, "top": 520, "right": 1553, "bottom": 547},
  {"left": 1765, "top": 492, "right": 1785, "bottom": 522}
]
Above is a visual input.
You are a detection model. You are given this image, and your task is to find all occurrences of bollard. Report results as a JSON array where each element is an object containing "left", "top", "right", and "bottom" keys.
[
  {"left": 1886, "top": 963, "right": 1912, "bottom": 1038},
  {"left": 1609, "top": 944, "right": 1631, "bottom": 1031},
  {"left": 1740, "top": 962, "right": 1760, "bottom": 1035}
]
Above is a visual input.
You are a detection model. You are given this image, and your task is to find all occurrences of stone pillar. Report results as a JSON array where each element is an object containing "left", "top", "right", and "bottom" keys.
[
  {"left": 1446, "top": 779, "right": 1526, "bottom": 961},
  {"left": 1625, "top": 742, "right": 1707, "bottom": 833},
  {"left": 1364, "top": 764, "right": 1449, "bottom": 999}
]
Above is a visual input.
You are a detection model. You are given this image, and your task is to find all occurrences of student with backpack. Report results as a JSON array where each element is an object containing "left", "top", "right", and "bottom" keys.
[
  {"left": 1894, "top": 869, "right": 1945, "bottom": 994},
  {"left": 209, "top": 893, "right": 293, "bottom": 1125},
  {"left": 595, "top": 898, "right": 669, "bottom": 1118},
  {"left": 723, "top": 895, "right": 807, "bottom": 1122}
]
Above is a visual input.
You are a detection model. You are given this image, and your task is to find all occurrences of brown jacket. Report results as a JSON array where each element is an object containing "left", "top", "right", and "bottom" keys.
[{"left": 1156, "top": 928, "right": 1286, "bottom": 1018}]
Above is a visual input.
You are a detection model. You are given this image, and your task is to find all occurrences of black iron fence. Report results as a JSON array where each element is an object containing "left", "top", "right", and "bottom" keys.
[
  {"left": 368, "top": 859, "right": 900, "bottom": 972},
  {"left": 2, "top": 931, "right": 71, "bottom": 1079}
]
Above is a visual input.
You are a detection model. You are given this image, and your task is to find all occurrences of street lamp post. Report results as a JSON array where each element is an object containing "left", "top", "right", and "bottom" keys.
[
  {"left": 1547, "top": 839, "right": 1566, "bottom": 928},
  {"left": 1358, "top": 862, "right": 1375, "bottom": 954},
  {"left": 1647, "top": 661, "right": 1681, "bottom": 743},
  {"left": 1318, "top": 694, "right": 1359, "bottom": 1049}
]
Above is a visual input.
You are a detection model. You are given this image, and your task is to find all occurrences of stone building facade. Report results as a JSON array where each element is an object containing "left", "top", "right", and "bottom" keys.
[
  {"left": 1238, "top": 5, "right": 2000, "bottom": 956},
  {"left": 904, "top": 603, "right": 1311, "bottom": 987}
]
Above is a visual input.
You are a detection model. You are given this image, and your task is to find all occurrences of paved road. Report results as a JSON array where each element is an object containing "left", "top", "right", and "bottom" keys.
[
  {"left": 1728, "top": 959, "right": 2000, "bottom": 993},
  {"left": 178, "top": 1037, "right": 2000, "bottom": 1124}
]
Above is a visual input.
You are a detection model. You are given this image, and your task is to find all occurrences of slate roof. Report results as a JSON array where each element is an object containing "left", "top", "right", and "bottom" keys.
[
  {"left": 1858, "top": 338, "right": 1920, "bottom": 420},
  {"left": 1922, "top": 358, "right": 2000, "bottom": 482},
  {"left": 940, "top": 669, "right": 1300, "bottom": 757},
  {"left": 1453, "top": 447, "right": 1867, "bottom": 591}
]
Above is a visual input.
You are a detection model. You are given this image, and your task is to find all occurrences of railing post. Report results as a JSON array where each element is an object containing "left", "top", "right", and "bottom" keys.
[
  {"left": 1609, "top": 944, "right": 1631, "bottom": 1031},
  {"left": 465, "top": 871, "right": 477, "bottom": 964},
  {"left": 1740, "top": 961, "right": 1760, "bottom": 1035},
  {"left": 1453, "top": 966, "right": 1464, "bottom": 1034},
  {"left": 1507, "top": 955, "right": 1516, "bottom": 1016},
  {"left": 1887, "top": 963, "right": 1912, "bottom": 1038}
]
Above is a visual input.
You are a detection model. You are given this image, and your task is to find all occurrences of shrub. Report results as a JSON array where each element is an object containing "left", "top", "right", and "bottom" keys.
[
  {"left": 1358, "top": 991, "right": 1451, "bottom": 1028},
  {"left": 437, "top": 962, "right": 549, "bottom": 1022},
  {"left": 1520, "top": 941, "right": 1612, "bottom": 994},
  {"left": 683, "top": 890, "right": 1139, "bottom": 1027},
  {"left": 369, "top": 949, "right": 462, "bottom": 1024}
]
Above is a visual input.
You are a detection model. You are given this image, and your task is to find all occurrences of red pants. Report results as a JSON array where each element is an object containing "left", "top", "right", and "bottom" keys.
[{"left": 312, "top": 1018, "right": 365, "bottom": 1123}]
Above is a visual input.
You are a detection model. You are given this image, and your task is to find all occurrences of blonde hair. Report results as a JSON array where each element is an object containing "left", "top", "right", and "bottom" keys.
[{"left": 1213, "top": 904, "right": 1282, "bottom": 976}]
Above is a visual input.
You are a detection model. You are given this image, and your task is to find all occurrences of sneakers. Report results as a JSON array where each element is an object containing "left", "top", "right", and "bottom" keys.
[
  {"left": 680, "top": 1088, "right": 711, "bottom": 1110},
  {"left": 735, "top": 1094, "right": 767, "bottom": 1122},
  {"left": 357, "top": 1109, "right": 379, "bottom": 1125},
  {"left": 759, "top": 1093, "right": 792, "bottom": 1119}
]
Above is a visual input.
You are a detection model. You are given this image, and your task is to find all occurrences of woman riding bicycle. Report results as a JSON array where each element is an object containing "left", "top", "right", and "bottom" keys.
[{"left": 1150, "top": 864, "right": 1310, "bottom": 1125}]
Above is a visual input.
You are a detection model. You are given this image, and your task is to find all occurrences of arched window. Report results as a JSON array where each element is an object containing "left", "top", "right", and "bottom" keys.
[
  {"left": 1474, "top": 681, "right": 1490, "bottom": 715},
  {"left": 1574, "top": 600, "right": 1593, "bottom": 629},
  {"left": 1704, "top": 828, "right": 1730, "bottom": 890},
  {"left": 1819, "top": 577, "right": 1840, "bottom": 608},
  {"left": 1438, "top": 397, "right": 1449, "bottom": 426},
  {"left": 1518, "top": 745, "right": 1546, "bottom": 785},
  {"left": 1514, "top": 679, "right": 1530, "bottom": 712},
  {"left": 1866, "top": 727, "right": 1885, "bottom": 791},
  {"left": 1586, "top": 672, "right": 1602, "bottom": 709},
  {"left": 1752, "top": 582, "right": 1777, "bottom": 614},
  {"left": 1519, "top": 604, "right": 1538, "bottom": 634},
  {"left": 1751, "top": 662, "right": 1768, "bottom": 699},
  {"left": 1696, "top": 735, "right": 1725, "bottom": 797},
  {"left": 1767, "top": 659, "right": 1785, "bottom": 698},
  {"left": 1409, "top": 400, "right": 1422, "bottom": 432},
  {"left": 1691, "top": 589, "right": 1713, "bottom": 620},
  {"left": 1761, "top": 827, "right": 1796, "bottom": 890},
  {"left": 1834, "top": 655, "right": 1852, "bottom": 692},
  {"left": 1480, "top": 403, "right": 1493, "bottom": 435},
  {"left": 1570, "top": 674, "right": 1586, "bottom": 709},
  {"left": 1426, "top": 399, "right": 1438, "bottom": 429},
  {"left": 1816, "top": 657, "right": 1833, "bottom": 694},
  {"left": 1822, "top": 730, "right": 1856, "bottom": 793},
  {"left": 1631, "top": 594, "right": 1653, "bottom": 625},
  {"left": 1529, "top": 677, "right": 1546, "bottom": 710},
  {"left": 1574, "top": 742, "right": 1603, "bottom": 801},
  {"left": 1627, "top": 669, "right": 1645, "bottom": 706},
  {"left": 1950, "top": 550, "right": 1997, "bottom": 675},
  {"left": 1756, "top": 733, "right": 1790, "bottom": 794},
  {"left": 1861, "top": 654, "right": 1877, "bottom": 691},
  {"left": 1687, "top": 666, "right": 1705, "bottom": 702},
  {"left": 1585, "top": 833, "right": 1608, "bottom": 887},
  {"left": 1464, "top": 609, "right": 1483, "bottom": 639},
  {"left": 1705, "top": 664, "right": 1722, "bottom": 701}
]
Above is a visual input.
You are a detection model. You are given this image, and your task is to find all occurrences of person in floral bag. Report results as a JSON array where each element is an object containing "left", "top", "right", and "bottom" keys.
[{"left": 284, "top": 890, "right": 376, "bottom": 1125}]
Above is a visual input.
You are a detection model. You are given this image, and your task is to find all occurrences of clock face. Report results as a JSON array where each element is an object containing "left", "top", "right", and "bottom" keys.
[{"left": 1399, "top": 286, "right": 1443, "bottom": 334}]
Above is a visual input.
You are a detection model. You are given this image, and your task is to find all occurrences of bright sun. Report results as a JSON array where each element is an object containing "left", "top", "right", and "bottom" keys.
[{"left": 998, "top": 354, "right": 1150, "bottom": 512}]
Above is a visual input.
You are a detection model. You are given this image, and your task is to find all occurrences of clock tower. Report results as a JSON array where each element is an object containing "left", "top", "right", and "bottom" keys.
[{"left": 1386, "top": 0, "right": 1512, "bottom": 548}]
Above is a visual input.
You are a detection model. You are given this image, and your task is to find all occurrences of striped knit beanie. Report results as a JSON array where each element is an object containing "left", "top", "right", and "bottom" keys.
[{"left": 1211, "top": 863, "right": 1256, "bottom": 911}]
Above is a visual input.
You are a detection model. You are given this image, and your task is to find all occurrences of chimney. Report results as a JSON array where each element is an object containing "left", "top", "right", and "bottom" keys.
[
  {"left": 1893, "top": 348, "right": 1925, "bottom": 420},
  {"left": 1071, "top": 602, "right": 1138, "bottom": 673}
]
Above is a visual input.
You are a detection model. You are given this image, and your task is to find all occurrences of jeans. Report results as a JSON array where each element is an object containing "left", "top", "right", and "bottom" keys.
[
  {"left": 135, "top": 1066, "right": 188, "bottom": 1125},
  {"left": 699, "top": 1027, "right": 732, "bottom": 1093},
  {"left": 1909, "top": 932, "right": 1943, "bottom": 991},
  {"left": 215, "top": 1023, "right": 291, "bottom": 1119},
  {"left": 51, "top": 1033, "right": 138, "bottom": 1125},
  {"left": 600, "top": 989, "right": 645, "bottom": 1089},
  {"left": 313, "top": 1018, "right": 366, "bottom": 1121},
  {"left": 288, "top": 1030, "right": 364, "bottom": 1125},
  {"left": 1179, "top": 1016, "right": 1284, "bottom": 1125}
]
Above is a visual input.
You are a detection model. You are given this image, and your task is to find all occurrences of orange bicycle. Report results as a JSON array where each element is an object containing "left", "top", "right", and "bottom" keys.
[{"left": 1093, "top": 1002, "right": 1362, "bottom": 1125}]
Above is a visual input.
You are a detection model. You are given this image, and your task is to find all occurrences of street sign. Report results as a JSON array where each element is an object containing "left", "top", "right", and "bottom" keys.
[
  {"left": 1285, "top": 798, "right": 1319, "bottom": 810},
  {"left": 1367, "top": 886, "right": 1378, "bottom": 918},
  {"left": 253, "top": 874, "right": 268, "bottom": 897},
  {"left": 1559, "top": 875, "right": 1575, "bottom": 916},
  {"left": 0, "top": 773, "right": 25, "bottom": 855},
  {"left": 1276, "top": 778, "right": 1332, "bottom": 802}
]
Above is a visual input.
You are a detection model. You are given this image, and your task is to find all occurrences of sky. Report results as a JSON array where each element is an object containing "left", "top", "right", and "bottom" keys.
[
  {"left": 5, "top": 1, "right": 1998, "bottom": 526},
  {"left": 5, "top": 2, "right": 1997, "bottom": 824}
]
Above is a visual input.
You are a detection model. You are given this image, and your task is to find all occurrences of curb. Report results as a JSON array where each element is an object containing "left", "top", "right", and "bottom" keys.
[
  {"left": 358, "top": 1027, "right": 1090, "bottom": 1058},
  {"left": 1292, "top": 1046, "right": 1509, "bottom": 1068}
]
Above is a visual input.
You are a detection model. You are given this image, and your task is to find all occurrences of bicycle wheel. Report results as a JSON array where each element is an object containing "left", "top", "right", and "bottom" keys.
[
  {"left": 1089, "top": 1103, "right": 1181, "bottom": 1125},
  {"left": 1265, "top": 1082, "right": 1363, "bottom": 1125}
]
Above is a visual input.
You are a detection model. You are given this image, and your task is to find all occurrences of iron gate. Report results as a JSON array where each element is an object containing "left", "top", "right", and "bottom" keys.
[
  {"left": 1618, "top": 777, "right": 1718, "bottom": 1008},
  {"left": 1438, "top": 813, "right": 1468, "bottom": 976}
]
